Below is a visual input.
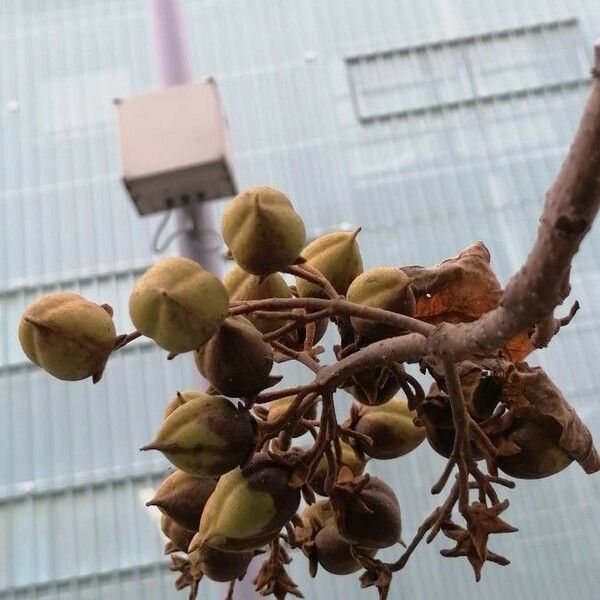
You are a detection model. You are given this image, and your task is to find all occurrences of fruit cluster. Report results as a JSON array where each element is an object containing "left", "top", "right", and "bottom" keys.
[{"left": 18, "top": 185, "right": 599, "bottom": 600}]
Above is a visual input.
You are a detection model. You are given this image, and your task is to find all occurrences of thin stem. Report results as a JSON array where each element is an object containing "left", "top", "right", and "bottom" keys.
[
  {"left": 441, "top": 357, "right": 471, "bottom": 514},
  {"left": 113, "top": 330, "right": 142, "bottom": 351},
  {"left": 230, "top": 297, "right": 434, "bottom": 337},
  {"left": 284, "top": 264, "right": 339, "bottom": 300}
]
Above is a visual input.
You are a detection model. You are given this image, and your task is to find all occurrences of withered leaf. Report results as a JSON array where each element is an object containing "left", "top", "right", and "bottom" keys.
[
  {"left": 503, "top": 330, "right": 535, "bottom": 362},
  {"left": 401, "top": 242, "right": 502, "bottom": 324},
  {"left": 503, "top": 364, "right": 600, "bottom": 473}
]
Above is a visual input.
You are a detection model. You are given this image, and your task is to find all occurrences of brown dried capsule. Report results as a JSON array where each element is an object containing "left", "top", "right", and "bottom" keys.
[
  {"left": 416, "top": 388, "right": 484, "bottom": 461},
  {"left": 295, "top": 501, "right": 335, "bottom": 543},
  {"left": 188, "top": 546, "right": 254, "bottom": 582},
  {"left": 346, "top": 267, "right": 415, "bottom": 340},
  {"left": 345, "top": 366, "right": 401, "bottom": 407},
  {"left": 194, "top": 317, "right": 274, "bottom": 398},
  {"left": 311, "top": 520, "right": 375, "bottom": 575},
  {"left": 142, "top": 393, "right": 256, "bottom": 477},
  {"left": 497, "top": 408, "right": 573, "bottom": 479},
  {"left": 146, "top": 470, "right": 217, "bottom": 531},
  {"left": 351, "top": 396, "right": 425, "bottom": 460},
  {"left": 295, "top": 230, "right": 363, "bottom": 298},
  {"left": 18, "top": 292, "right": 116, "bottom": 381},
  {"left": 331, "top": 472, "right": 402, "bottom": 549},
  {"left": 161, "top": 513, "right": 196, "bottom": 554},
  {"left": 190, "top": 454, "right": 301, "bottom": 553},
  {"left": 310, "top": 442, "right": 366, "bottom": 497},
  {"left": 221, "top": 186, "right": 306, "bottom": 276}
]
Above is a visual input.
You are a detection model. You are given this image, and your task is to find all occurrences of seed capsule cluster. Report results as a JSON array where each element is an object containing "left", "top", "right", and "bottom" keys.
[{"left": 17, "top": 183, "right": 599, "bottom": 600}]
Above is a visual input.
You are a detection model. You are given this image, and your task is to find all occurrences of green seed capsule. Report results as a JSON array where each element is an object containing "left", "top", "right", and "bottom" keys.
[
  {"left": 129, "top": 257, "right": 229, "bottom": 354},
  {"left": 352, "top": 396, "right": 425, "bottom": 460},
  {"left": 295, "top": 230, "right": 363, "bottom": 298},
  {"left": 142, "top": 393, "right": 256, "bottom": 477},
  {"left": 190, "top": 454, "right": 300, "bottom": 553},
  {"left": 18, "top": 292, "right": 116, "bottom": 381},
  {"left": 265, "top": 396, "right": 317, "bottom": 438},
  {"left": 346, "top": 267, "right": 415, "bottom": 340},
  {"left": 163, "top": 389, "right": 204, "bottom": 420},
  {"left": 221, "top": 186, "right": 306, "bottom": 276},
  {"left": 223, "top": 266, "right": 293, "bottom": 334}
]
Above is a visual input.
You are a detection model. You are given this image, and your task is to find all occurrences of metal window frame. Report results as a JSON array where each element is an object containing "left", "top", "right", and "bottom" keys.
[{"left": 346, "top": 17, "right": 590, "bottom": 123}]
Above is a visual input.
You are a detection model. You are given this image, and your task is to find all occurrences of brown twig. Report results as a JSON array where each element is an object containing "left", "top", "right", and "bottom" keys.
[
  {"left": 270, "top": 340, "right": 321, "bottom": 373},
  {"left": 113, "top": 330, "right": 142, "bottom": 351},
  {"left": 284, "top": 264, "right": 340, "bottom": 300},
  {"left": 230, "top": 297, "right": 434, "bottom": 337},
  {"left": 531, "top": 300, "right": 580, "bottom": 348}
]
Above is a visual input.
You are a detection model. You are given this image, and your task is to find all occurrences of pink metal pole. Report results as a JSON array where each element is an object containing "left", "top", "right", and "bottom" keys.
[
  {"left": 148, "top": 2, "right": 260, "bottom": 598},
  {"left": 148, "top": 0, "right": 223, "bottom": 275}
]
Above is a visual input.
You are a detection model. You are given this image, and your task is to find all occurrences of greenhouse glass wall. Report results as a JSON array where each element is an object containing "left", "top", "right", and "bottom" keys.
[{"left": 1, "top": 1, "right": 600, "bottom": 599}]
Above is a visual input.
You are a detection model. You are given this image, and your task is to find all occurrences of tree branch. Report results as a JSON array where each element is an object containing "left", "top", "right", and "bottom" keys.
[{"left": 427, "top": 52, "right": 600, "bottom": 361}]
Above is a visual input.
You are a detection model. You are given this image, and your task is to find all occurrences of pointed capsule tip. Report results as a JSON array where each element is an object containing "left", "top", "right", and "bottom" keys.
[
  {"left": 140, "top": 442, "right": 159, "bottom": 452},
  {"left": 23, "top": 315, "right": 44, "bottom": 328}
]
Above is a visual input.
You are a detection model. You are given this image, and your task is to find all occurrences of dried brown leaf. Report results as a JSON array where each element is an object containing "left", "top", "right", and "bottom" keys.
[
  {"left": 402, "top": 242, "right": 502, "bottom": 324},
  {"left": 504, "top": 364, "right": 600, "bottom": 473},
  {"left": 504, "top": 330, "right": 535, "bottom": 362}
]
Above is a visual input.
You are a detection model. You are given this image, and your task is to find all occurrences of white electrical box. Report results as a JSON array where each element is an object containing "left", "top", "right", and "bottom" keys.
[{"left": 115, "top": 79, "right": 237, "bottom": 216}]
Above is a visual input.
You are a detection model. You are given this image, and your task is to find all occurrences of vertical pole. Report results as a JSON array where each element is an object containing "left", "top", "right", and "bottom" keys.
[
  {"left": 147, "top": 2, "right": 259, "bottom": 598},
  {"left": 148, "top": 0, "right": 223, "bottom": 275}
]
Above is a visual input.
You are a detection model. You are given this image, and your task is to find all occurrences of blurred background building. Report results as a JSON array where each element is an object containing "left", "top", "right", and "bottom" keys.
[{"left": 1, "top": 0, "right": 600, "bottom": 598}]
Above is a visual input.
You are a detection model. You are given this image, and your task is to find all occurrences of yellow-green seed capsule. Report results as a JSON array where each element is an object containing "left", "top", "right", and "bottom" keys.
[
  {"left": 346, "top": 267, "right": 415, "bottom": 340},
  {"left": 190, "top": 455, "right": 300, "bottom": 553},
  {"left": 163, "top": 389, "right": 204, "bottom": 420},
  {"left": 223, "top": 266, "right": 293, "bottom": 334},
  {"left": 142, "top": 393, "right": 256, "bottom": 477},
  {"left": 265, "top": 396, "right": 317, "bottom": 438},
  {"left": 194, "top": 317, "right": 273, "bottom": 398},
  {"left": 221, "top": 186, "right": 306, "bottom": 276},
  {"left": 295, "top": 230, "right": 363, "bottom": 298},
  {"left": 129, "top": 257, "right": 229, "bottom": 354},
  {"left": 18, "top": 292, "right": 116, "bottom": 381},
  {"left": 352, "top": 396, "right": 425, "bottom": 460}
]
